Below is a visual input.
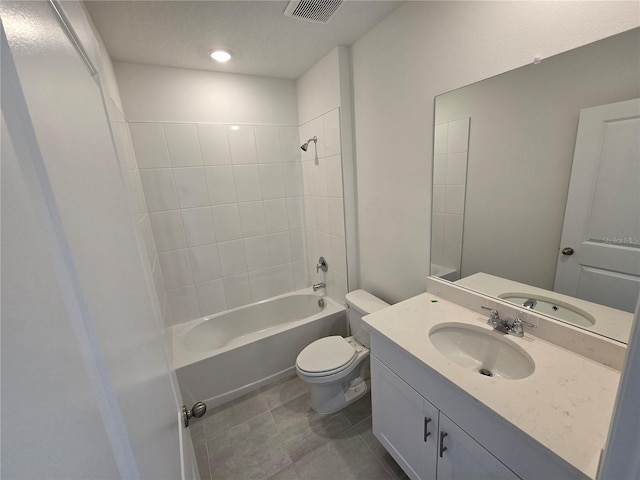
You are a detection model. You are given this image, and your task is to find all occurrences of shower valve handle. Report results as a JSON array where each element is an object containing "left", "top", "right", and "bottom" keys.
[{"left": 316, "top": 256, "right": 328, "bottom": 273}]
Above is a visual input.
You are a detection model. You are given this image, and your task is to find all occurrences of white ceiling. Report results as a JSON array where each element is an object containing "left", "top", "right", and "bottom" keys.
[{"left": 85, "top": 0, "right": 402, "bottom": 80}]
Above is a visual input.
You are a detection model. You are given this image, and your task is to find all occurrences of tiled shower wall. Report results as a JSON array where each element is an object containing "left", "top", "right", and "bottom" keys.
[
  {"left": 431, "top": 117, "right": 470, "bottom": 280},
  {"left": 131, "top": 122, "right": 309, "bottom": 324},
  {"left": 300, "top": 108, "right": 348, "bottom": 303}
]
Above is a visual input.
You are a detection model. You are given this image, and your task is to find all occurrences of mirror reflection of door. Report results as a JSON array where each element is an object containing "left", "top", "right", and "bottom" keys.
[{"left": 555, "top": 98, "right": 640, "bottom": 313}]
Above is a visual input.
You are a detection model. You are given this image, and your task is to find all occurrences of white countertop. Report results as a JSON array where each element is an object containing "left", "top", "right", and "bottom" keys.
[{"left": 364, "top": 292, "right": 621, "bottom": 479}]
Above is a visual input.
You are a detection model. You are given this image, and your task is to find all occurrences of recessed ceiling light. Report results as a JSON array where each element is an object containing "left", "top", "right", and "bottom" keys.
[{"left": 210, "top": 49, "right": 232, "bottom": 63}]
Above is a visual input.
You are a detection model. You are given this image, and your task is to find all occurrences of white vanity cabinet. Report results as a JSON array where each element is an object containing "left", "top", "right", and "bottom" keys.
[{"left": 371, "top": 356, "right": 520, "bottom": 480}]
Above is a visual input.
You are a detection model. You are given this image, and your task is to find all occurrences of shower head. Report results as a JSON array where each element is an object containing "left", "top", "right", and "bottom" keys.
[{"left": 300, "top": 136, "right": 317, "bottom": 152}]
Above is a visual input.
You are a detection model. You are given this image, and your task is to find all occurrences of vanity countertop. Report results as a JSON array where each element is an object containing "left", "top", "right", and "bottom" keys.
[{"left": 364, "top": 292, "right": 621, "bottom": 480}]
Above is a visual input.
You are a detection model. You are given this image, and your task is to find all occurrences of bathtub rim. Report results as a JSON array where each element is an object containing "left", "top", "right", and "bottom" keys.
[{"left": 172, "top": 288, "right": 345, "bottom": 370}]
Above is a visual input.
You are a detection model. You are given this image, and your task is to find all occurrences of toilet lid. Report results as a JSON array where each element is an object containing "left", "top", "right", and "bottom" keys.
[{"left": 296, "top": 336, "right": 357, "bottom": 374}]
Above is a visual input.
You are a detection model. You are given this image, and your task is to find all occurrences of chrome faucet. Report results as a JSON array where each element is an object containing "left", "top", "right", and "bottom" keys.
[
  {"left": 313, "top": 282, "right": 326, "bottom": 292},
  {"left": 480, "top": 306, "right": 536, "bottom": 337}
]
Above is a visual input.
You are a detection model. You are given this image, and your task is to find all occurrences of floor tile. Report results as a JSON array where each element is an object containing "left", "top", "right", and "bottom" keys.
[
  {"left": 271, "top": 392, "right": 352, "bottom": 461},
  {"left": 267, "top": 465, "right": 299, "bottom": 480},
  {"left": 207, "top": 411, "right": 292, "bottom": 480},
  {"left": 294, "top": 427, "right": 391, "bottom": 480},
  {"left": 353, "top": 416, "right": 409, "bottom": 480},
  {"left": 342, "top": 388, "right": 372, "bottom": 427},
  {"left": 190, "top": 419, "right": 206, "bottom": 447},
  {"left": 203, "top": 389, "right": 269, "bottom": 440},
  {"left": 261, "top": 374, "right": 310, "bottom": 410},
  {"left": 194, "top": 443, "right": 212, "bottom": 480}
]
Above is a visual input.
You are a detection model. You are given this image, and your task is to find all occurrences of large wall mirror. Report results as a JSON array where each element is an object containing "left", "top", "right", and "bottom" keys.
[{"left": 430, "top": 28, "right": 640, "bottom": 344}]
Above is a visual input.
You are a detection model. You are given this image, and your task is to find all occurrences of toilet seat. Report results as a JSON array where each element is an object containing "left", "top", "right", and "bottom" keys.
[{"left": 296, "top": 336, "right": 357, "bottom": 377}]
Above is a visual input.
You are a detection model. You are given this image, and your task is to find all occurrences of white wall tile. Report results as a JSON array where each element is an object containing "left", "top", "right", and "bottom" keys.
[
  {"left": 267, "top": 232, "right": 292, "bottom": 266},
  {"left": 315, "top": 197, "right": 330, "bottom": 234},
  {"left": 270, "top": 264, "right": 294, "bottom": 296},
  {"left": 248, "top": 268, "right": 274, "bottom": 302},
  {"left": 328, "top": 197, "right": 345, "bottom": 238},
  {"left": 323, "top": 109, "right": 341, "bottom": 157},
  {"left": 205, "top": 166, "right": 237, "bottom": 205},
  {"left": 330, "top": 235, "right": 347, "bottom": 276},
  {"left": 238, "top": 202, "right": 266, "bottom": 237},
  {"left": 289, "top": 229, "right": 306, "bottom": 261},
  {"left": 126, "top": 169, "right": 147, "bottom": 215},
  {"left": 283, "top": 163, "right": 304, "bottom": 197},
  {"left": 197, "top": 124, "right": 231, "bottom": 165},
  {"left": 149, "top": 210, "right": 186, "bottom": 252},
  {"left": 433, "top": 154, "right": 447, "bottom": 185},
  {"left": 211, "top": 204, "right": 242, "bottom": 241},
  {"left": 305, "top": 229, "right": 318, "bottom": 262},
  {"left": 164, "top": 123, "right": 203, "bottom": 167},
  {"left": 301, "top": 161, "right": 315, "bottom": 196},
  {"left": 286, "top": 197, "right": 304, "bottom": 230},
  {"left": 195, "top": 279, "right": 227, "bottom": 316},
  {"left": 173, "top": 167, "right": 209, "bottom": 208},
  {"left": 303, "top": 197, "right": 317, "bottom": 231},
  {"left": 292, "top": 260, "right": 308, "bottom": 290},
  {"left": 434, "top": 123, "right": 448, "bottom": 155},
  {"left": 129, "top": 123, "right": 170, "bottom": 168},
  {"left": 443, "top": 241, "right": 463, "bottom": 270},
  {"left": 259, "top": 164, "right": 285, "bottom": 199},
  {"left": 233, "top": 165, "right": 262, "bottom": 202},
  {"left": 244, "top": 236, "right": 270, "bottom": 271},
  {"left": 316, "top": 231, "right": 331, "bottom": 261},
  {"left": 181, "top": 207, "right": 216, "bottom": 247},
  {"left": 431, "top": 239, "right": 444, "bottom": 266},
  {"left": 325, "top": 155, "right": 343, "bottom": 198},
  {"left": 312, "top": 161, "right": 328, "bottom": 197},
  {"left": 280, "top": 126, "right": 301, "bottom": 163},
  {"left": 254, "top": 125, "right": 282, "bottom": 164},
  {"left": 151, "top": 256, "right": 165, "bottom": 306},
  {"left": 444, "top": 213, "right": 464, "bottom": 244},
  {"left": 431, "top": 212, "right": 445, "bottom": 242},
  {"left": 228, "top": 125, "right": 258, "bottom": 164},
  {"left": 140, "top": 168, "right": 179, "bottom": 212},
  {"left": 444, "top": 184, "right": 465, "bottom": 215},
  {"left": 263, "top": 199, "right": 289, "bottom": 234},
  {"left": 188, "top": 244, "right": 223, "bottom": 283},
  {"left": 223, "top": 273, "right": 252, "bottom": 309},
  {"left": 432, "top": 185, "right": 445, "bottom": 214},
  {"left": 158, "top": 250, "right": 194, "bottom": 289},
  {"left": 447, "top": 118, "right": 470, "bottom": 154},
  {"left": 217, "top": 240, "right": 248, "bottom": 276},
  {"left": 446, "top": 152, "right": 468, "bottom": 185},
  {"left": 299, "top": 116, "right": 325, "bottom": 161},
  {"left": 166, "top": 285, "right": 201, "bottom": 324}
]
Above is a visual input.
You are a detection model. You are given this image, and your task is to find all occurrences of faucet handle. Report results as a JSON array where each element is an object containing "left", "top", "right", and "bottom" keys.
[
  {"left": 480, "top": 306, "right": 499, "bottom": 318},
  {"left": 513, "top": 318, "right": 537, "bottom": 329}
]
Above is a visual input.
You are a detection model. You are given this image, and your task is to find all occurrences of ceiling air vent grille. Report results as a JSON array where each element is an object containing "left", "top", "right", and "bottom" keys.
[{"left": 284, "top": 0, "right": 343, "bottom": 24}]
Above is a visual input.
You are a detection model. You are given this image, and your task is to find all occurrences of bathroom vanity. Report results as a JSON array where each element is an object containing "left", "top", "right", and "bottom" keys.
[{"left": 364, "top": 287, "right": 622, "bottom": 480}]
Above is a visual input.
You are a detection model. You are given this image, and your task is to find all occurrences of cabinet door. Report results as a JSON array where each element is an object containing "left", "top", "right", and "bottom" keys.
[
  {"left": 437, "top": 414, "right": 520, "bottom": 480},
  {"left": 371, "top": 356, "right": 438, "bottom": 480}
]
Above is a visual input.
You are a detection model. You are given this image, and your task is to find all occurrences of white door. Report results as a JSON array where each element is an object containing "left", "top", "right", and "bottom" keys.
[
  {"left": 1, "top": 2, "right": 194, "bottom": 478},
  {"left": 554, "top": 99, "right": 640, "bottom": 313}
]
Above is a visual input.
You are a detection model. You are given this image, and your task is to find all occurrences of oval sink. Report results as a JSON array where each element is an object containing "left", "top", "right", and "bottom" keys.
[
  {"left": 429, "top": 323, "right": 535, "bottom": 380},
  {"left": 498, "top": 292, "right": 595, "bottom": 328}
]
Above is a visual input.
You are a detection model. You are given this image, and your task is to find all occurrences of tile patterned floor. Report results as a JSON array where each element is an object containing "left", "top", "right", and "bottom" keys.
[{"left": 190, "top": 374, "right": 409, "bottom": 480}]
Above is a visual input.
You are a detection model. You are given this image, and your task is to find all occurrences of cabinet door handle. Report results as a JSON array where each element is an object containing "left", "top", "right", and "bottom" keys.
[
  {"left": 439, "top": 431, "right": 448, "bottom": 457},
  {"left": 424, "top": 417, "right": 431, "bottom": 442}
]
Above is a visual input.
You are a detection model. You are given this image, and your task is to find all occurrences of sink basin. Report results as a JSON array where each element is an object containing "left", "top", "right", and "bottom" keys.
[
  {"left": 498, "top": 292, "right": 595, "bottom": 328},
  {"left": 429, "top": 323, "right": 535, "bottom": 379}
]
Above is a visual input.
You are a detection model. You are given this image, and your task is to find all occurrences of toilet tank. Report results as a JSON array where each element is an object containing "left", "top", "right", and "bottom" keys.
[{"left": 345, "top": 289, "right": 390, "bottom": 348}]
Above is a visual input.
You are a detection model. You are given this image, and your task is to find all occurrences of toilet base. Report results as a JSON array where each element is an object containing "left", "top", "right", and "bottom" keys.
[{"left": 310, "top": 378, "right": 367, "bottom": 414}]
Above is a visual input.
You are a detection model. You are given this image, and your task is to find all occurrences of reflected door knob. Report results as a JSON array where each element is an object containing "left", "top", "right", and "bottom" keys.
[{"left": 561, "top": 247, "right": 574, "bottom": 256}]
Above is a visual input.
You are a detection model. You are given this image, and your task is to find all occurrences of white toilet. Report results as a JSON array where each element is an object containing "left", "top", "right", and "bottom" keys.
[{"left": 295, "top": 289, "right": 389, "bottom": 414}]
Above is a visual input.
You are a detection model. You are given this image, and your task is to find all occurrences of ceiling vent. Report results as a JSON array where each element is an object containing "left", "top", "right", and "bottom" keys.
[{"left": 284, "top": 0, "right": 343, "bottom": 24}]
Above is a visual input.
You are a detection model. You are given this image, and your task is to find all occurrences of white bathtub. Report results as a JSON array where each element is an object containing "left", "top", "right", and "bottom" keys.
[{"left": 173, "top": 289, "right": 346, "bottom": 408}]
